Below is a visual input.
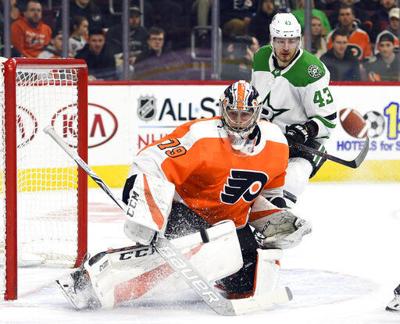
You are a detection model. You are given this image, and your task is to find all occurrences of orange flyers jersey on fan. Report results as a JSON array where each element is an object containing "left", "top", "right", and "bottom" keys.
[
  {"left": 129, "top": 117, "right": 289, "bottom": 228},
  {"left": 327, "top": 27, "right": 372, "bottom": 60}
]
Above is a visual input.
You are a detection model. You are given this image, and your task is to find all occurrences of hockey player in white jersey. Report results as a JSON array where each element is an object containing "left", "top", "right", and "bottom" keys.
[
  {"left": 251, "top": 12, "right": 337, "bottom": 207},
  {"left": 55, "top": 81, "right": 311, "bottom": 313}
]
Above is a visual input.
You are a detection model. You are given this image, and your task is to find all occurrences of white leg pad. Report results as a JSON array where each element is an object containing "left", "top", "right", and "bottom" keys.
[
  {"left": 253, "top": 249, "right": 282, "bottom": 297},
  {"left": 230, "top": 248, "right": 292, "bottom": 314},
  {"left": 85, "top": 220, "right": 243, "bottom": 308}
]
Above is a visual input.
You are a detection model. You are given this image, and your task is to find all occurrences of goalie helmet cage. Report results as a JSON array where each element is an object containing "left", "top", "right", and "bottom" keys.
[{"left": 0, "top": 58, "right": 88, "bottom": 300}]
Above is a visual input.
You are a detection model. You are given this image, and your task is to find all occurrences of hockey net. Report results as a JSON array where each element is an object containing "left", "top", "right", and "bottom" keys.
[{"left": 0, "top": 58, "right": 88, "bottom": 300}]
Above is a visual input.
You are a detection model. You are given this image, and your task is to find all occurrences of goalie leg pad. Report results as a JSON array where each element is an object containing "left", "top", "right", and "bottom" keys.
[
  {"left": 56, "top": 262, "right": 102, "bottom": 310},
  {"left": 227, "top": 248, "right": 292, "bottom": 314},
  {"left": 58, "top": 220, "right": 242, "bottom": 309},
  {"left": 217, "top": 224, "right": 259, "bottom": 295},
  {"left": 251, "top": 249, "right": 292, "bottom": 307},
  {"left": 386, "top": 284, "right": 400, "bottom": 311}
]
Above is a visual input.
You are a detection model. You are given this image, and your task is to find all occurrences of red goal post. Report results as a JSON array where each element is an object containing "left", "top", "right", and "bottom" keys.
[{"left": 1, "top": 58, "right": 88, "bottom": 300}]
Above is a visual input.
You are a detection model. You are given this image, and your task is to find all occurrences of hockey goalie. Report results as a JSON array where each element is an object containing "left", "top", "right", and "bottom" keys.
[{"left": 56, "top": 81, "right": 311, "bottom": 314}]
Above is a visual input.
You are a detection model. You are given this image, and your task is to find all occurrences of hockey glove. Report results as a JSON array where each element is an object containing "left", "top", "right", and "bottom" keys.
[
  {"left": 254, "top": 210, "right": 312, "bottom": 249},
  {"left": 285, "top": 121, "right": 318, "bottom": 144}
]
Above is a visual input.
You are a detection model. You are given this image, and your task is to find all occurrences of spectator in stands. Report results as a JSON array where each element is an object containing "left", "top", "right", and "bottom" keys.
[
  {"left": 222, "top": 18, "right": 248, "bottom": 40},
  {"left": 292, "top": 0, "right": 332, "bottom": 34},
  {"left": 308, "top": 16, "right": 328, "bottom": 58},
  {"left": 103, "top": 0, "right": 154, "bottom": 28},
  {"left": 75, "top": 28, "right": 116, "bottom": 80},
  {"left": 0, "top": 0, "right": 20, "bottom": 23},
  {"left": 11, "top": 0, "right": 20, "bottom": 20},
  {"left": 221, "top": 34, "right": 259, "bottom": 81},
  {"left": 38, "top": 29, "right": 65, "bottom": 58},
  {"left": 248, "top": 0, "right": 277, "bottom": 46},
  {"left": 388, "top": 7, "right": 400, "bottom": 38},
  {"left": 220, "top": 0, "right": 258, "bottom": 27},
  {"left": 190, "top": 0, "right": 212, "bottom": 49},
  {"left": 325, "top": 0, "right": 372, "bottom": 35},
  {"left": 69, "top": 16, "right": 88, "bottom": 57},
  {"left": 107, "top": 6, "right": 148, "bottom": 61},
  {"left": 220, "top": 17, "right": 256, "bottom": 79},
  {"left": 135, "top": 27, "right": 165, "bottom": 63},
  {"left": 315, "top": 0, "right": 342, "bottom": 10},
  {"left": 148, "top": 0, "right": 187, "bottom": 49},
  {"left": 133, "top": 26, "right": 187, "bottom": 80},
  {"left": 367, "top": 32, "right": 400, "bottom": 81},
  {"left": 191, "top": 0, "right": 212, "bottom": 27},
  {"left": 131, "top": 0, "right": 154, "bottom": 28},
  {"left": 55, "top": 0, "right": 104, "bottom": 32},
  {"left": 0, "top": 0, "right": 20, "bottom": 54},
  {"left": 371, "top": 0, "right": 397, "bottom": 42},
  {"left": 327, "top": 4, "right": 372, "bottom": 60},
  {"left": 321, "top": 29, "right": 361, "bottom": 80},
  {"left": 11, "top": 0, "right": 52, "bottom": 58},
  {"left": 362, "top": 0, "right": 382, "bottom": 10},
  {"left": 316, "top": 0, "right": 379, "bottom": 11},
  {"left": 316, "top": 0, "right": 380, "bottom": 11},
  {"left": 374, "top": 7, "right": 400, "bottom": 53}
]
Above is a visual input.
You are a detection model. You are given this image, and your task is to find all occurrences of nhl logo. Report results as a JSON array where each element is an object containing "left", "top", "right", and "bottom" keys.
[
  {"left": 307, "top": 64, "right": 322, "bottom": 78},
  {"left": 137, "top": 95, "right": 157, "bottom": 121}
]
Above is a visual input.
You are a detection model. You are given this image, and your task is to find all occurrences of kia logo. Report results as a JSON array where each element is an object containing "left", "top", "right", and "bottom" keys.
[
  {"left": 17, "top": 106, "right": 38, "bottom": 149},
  {"left": 51, "top": 103, "right": 118, "bottom": 148},
  {"left": 51, "top": 104, "right": 79, "bottom": 147},
  {"left": 88, "top": 103, "right": 118, "bottom": 148}
]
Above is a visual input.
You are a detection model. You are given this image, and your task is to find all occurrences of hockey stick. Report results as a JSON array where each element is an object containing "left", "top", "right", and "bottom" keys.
[
  {"left": 290, "top": 136, "right": 370, "bottom": 169},
  {"left": 44, "top": 126, "right": 290, "bottom": 315}
]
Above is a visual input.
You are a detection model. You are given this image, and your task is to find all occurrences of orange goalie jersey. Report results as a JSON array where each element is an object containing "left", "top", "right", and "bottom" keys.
[{"left": 129, "top": 117, "right": 289, "bottom": 228}]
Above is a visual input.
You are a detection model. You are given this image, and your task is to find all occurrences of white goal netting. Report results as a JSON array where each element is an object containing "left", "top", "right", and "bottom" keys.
[{"left": 0, "top": 60, "right": 86, "bottom": 299}]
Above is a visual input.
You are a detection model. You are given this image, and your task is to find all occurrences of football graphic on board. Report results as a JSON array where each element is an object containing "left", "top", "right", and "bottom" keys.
[{"left": 339, "top": 108, "right": 368, "bottom": 139}]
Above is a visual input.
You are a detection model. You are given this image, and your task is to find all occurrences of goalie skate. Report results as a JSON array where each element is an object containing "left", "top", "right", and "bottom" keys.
[
  {"left": 56, "top": 268, "right": 101, "bottom": 310},
  {"left": 386, "top": 286, "right": 400, "bottom": 312}
]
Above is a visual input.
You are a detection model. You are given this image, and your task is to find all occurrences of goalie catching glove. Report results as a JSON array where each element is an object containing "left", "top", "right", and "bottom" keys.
[{"left": 252, "top": 210, "right": 312, "bottom": 249}]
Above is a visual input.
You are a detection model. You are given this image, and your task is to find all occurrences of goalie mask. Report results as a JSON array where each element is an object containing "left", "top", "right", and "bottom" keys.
[{"left": 220, "top": 80, "right": 262, "bottom": 141}]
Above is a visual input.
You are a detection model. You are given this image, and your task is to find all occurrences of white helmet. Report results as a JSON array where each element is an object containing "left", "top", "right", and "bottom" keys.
[
  {"left": 220, "top": 80, "right": 262, "bottom": 139},
  {"left": 270, "top": 13, "right": 301, "bottom": 40}
]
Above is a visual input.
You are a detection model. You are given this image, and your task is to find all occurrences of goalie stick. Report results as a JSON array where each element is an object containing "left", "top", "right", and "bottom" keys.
[
  {"left": 44, "top": 126, "right": 291, "bottom": 316},
  {"left": 291, "top": 136, "right": 370, "bottom": 169}
]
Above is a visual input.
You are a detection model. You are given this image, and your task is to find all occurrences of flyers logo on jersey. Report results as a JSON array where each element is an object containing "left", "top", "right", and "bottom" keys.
[{"left": 221, "top": 170, "right": 268, "bottom": 204}]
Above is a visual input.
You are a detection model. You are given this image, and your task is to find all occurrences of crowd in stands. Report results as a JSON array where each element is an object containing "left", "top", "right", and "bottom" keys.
[{"left": 1, "top": 0, "right": 399, "bottom": 81}]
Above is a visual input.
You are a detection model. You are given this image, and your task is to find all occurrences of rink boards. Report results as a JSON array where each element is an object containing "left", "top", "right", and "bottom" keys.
[{"left": 74, "top": 82, "right": 400, "bottom": 185}]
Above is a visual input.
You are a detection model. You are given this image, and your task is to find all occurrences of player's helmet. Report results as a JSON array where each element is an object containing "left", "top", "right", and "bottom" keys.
[
  {"left": 220, "top": 80, "right": 262, "bottom": 138},
  {"left": 270, "top": 13, "right": 301, "bottom": 41}
]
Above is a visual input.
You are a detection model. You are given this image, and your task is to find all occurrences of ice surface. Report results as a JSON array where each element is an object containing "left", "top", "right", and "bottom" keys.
[{"left": 1, "top": 183, "right": 400, "bottom": 324}]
